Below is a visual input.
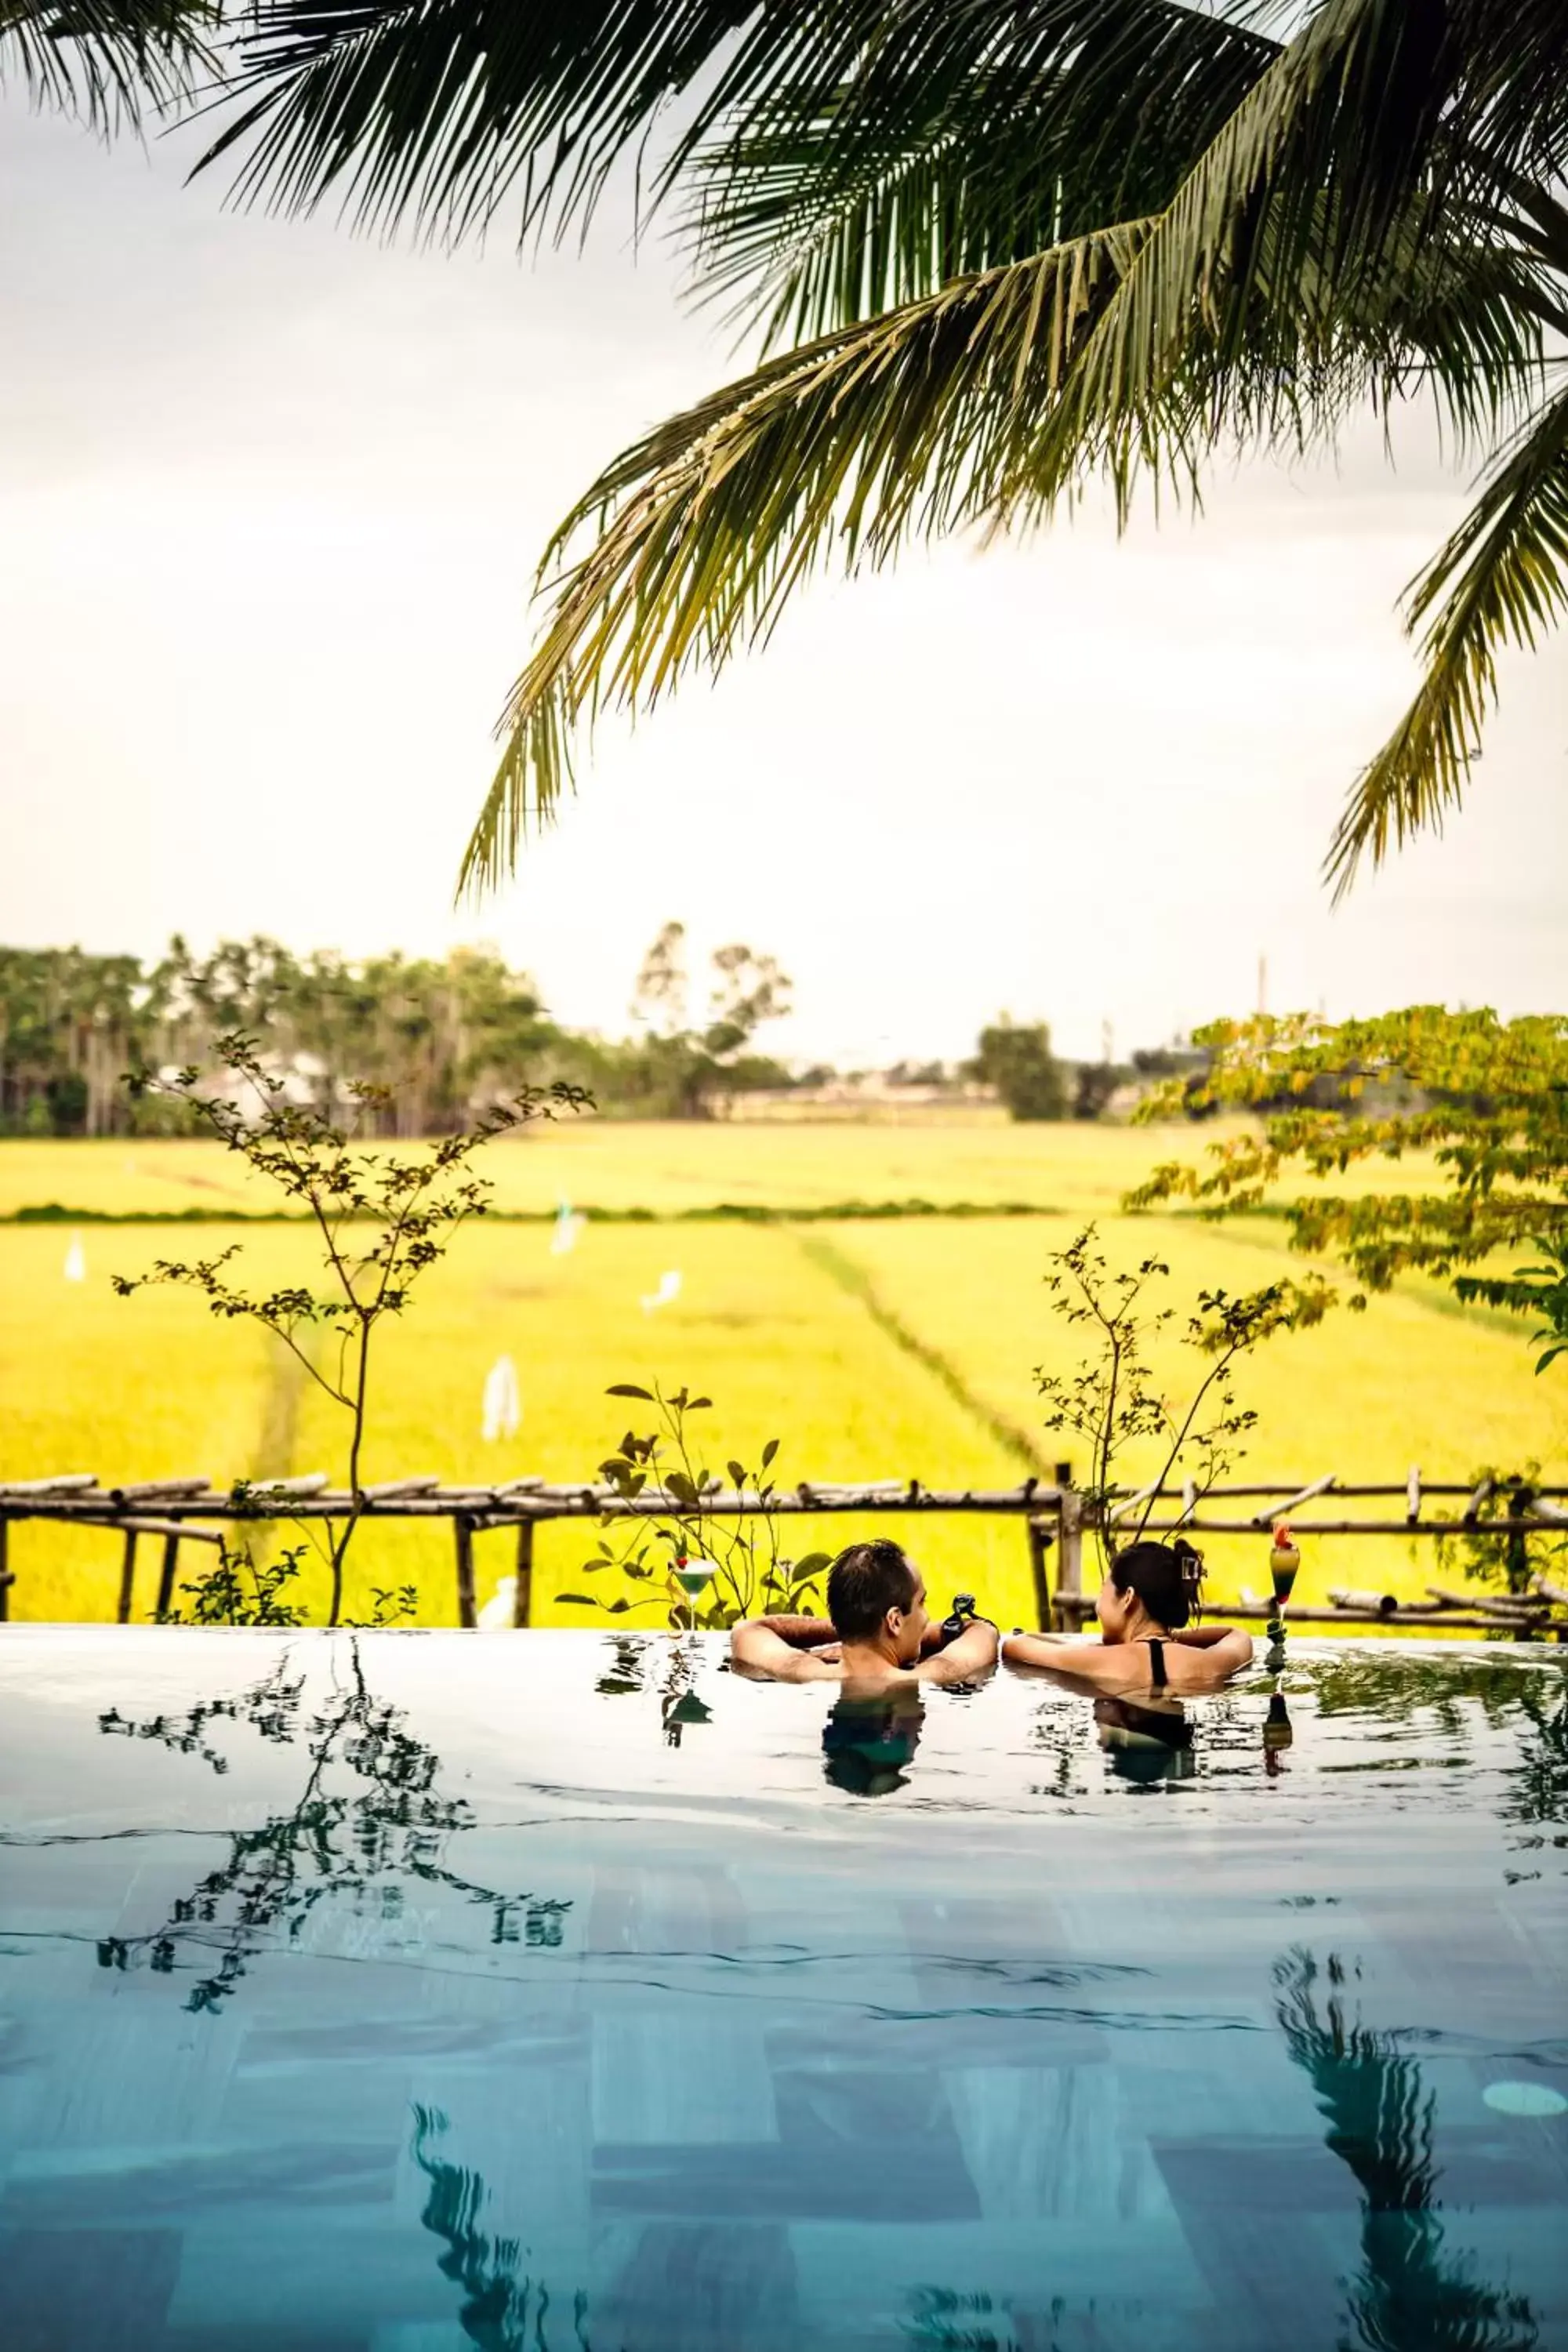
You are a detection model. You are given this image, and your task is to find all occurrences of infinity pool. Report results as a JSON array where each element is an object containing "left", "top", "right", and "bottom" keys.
[{"left": 1, "top": 1628, "right": 1564, "bottom": 2350}]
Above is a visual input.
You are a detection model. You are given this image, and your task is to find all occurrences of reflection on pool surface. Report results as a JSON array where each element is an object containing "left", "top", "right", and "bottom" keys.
[{"left": 1, "top": 1627, "right": 1564, "bottom": 2350}]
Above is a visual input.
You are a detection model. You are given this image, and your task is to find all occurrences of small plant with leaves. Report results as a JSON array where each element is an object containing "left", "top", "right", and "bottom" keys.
[
  {"left": 158, "top": 1541, "right": 419, "bottom": 1629},
  {"left": 116, "top": 1033, "right": 590, "bottom": 1624},
  {"left": 1432, "top": 1461, "right": 1568, "bottom": 1603},
  {"left": 158, "top": 1541, "right": 307, "bottom": 1628},
  {"left": 560, "top": 1380, "right": 829, "bottom": 1629},
  {"left": 1038, "top": 1223, "right": 1330, "bottom": 1576}
]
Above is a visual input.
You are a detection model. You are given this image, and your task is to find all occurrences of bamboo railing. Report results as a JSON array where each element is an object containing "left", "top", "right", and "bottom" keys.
[{"left": 1, "top": 1468, "right": 1564, "bottom": 1634}]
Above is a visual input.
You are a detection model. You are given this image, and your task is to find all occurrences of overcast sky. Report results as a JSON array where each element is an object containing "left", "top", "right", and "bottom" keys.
[{"left": 2, "top": 99, "right": 1563, "bottom": 1065}]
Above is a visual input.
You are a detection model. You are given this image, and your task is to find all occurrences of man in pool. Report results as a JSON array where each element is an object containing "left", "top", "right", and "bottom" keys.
[{"left": 731, "top": 1538, "right": 999, "bottom": 1687}]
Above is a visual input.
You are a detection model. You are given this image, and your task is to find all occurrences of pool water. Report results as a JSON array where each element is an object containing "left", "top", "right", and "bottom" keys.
[{"left": 1, "top": 1627, "right": 1564, "bottom": 2350}]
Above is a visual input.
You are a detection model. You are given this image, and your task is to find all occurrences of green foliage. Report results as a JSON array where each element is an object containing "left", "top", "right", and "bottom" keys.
[
  {"left": 114, "top": 1033, "right": 590, "bottom": 1624},
  {"left": 560, "top": 1378, "right": 828, "bottom": 1629},
  {"left": 0, "top": 936, "right": 561, "bottom": 1139},
  {"left": 243, "top": 0, "right": 1560, "bottom": 891},
  {"left": 0, "top": 0, "right": 212, "bottom": 132},
  {"left": 970, "top": 1018, "right": 1067, "bottom": 1123},
  {"left": 615, "top": 922, "right": 794, "bottom": 1118},
  {"left": 1130, "top": 1006, "right": 1568, "bottom": 1370},
  {"left": 158, "top": 1541, "right": 307, "bottom": 1627},
  {"left": 1038, "top": 1222, "right": 1330, "bottom": 1574},
  {"left": 1432, "top": 1462, "right": 1568, "bottom": 1599},
  {"left": 22, "top": 0, "right": 1566, "bottom": 884},
  {"left": 0, "top": 928, "right": 800, "bottom": 1134}
]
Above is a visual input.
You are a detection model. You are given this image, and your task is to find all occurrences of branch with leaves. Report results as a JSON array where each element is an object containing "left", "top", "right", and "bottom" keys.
[
  {"left": 560, "top": 1379, "right": 829, "bottom": 1629},
  {"left": 1130, "top": 1006, "right": 1568, "bottom": 1374},
  {"left": 1037, "top": 1223, "right": 1330, "bottom": 1576},
  {"left": 114, "top": 1033, "right": 591, "bottom": 1622}
]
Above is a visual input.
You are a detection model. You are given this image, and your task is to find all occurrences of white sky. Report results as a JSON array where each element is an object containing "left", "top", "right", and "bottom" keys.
[{"left": 2, "top": 100, "right": 1563, "bottom": 1065}]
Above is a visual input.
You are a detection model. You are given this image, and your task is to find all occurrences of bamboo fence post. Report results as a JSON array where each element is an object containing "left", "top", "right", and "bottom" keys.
[
  {"left": 1025, "top": 1517, "right": 1052, "bottom": 1631},
  {"left": 453, "top": 1516, "right": 477, "bottom": 1630},
  {"left": 116, "top": 1529, "right": 139, "bottom": 1624},
  {"left": 1053, "top": 1461, "right": 1082, "bottom": 1632},
  {"left": 154, "top": 1533, "right": 180, "bottom": 1619},
  {"left": 512, "top": 1518, "right": 534, "bottom": 1628}
]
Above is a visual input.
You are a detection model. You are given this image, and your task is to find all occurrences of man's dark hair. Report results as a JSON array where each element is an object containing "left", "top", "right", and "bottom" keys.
[{"left": 826, "top": 1540, "right": 917, "bottom": 1639}]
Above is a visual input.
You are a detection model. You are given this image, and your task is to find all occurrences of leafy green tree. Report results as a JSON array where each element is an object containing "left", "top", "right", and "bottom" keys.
[
  {"left": 621, "top": 920, "right": 793, "bottom": 1116},
  {"left": 172, "top": 0, "right": 1567, "bottom": 888},
  {"left": 1131, "top": 1006, "right": 1568, "bottom": 1372},
  {"left": 114, "top": 1034, "right": 590, "bottom": 1622},
  {"left": 971, "top": 1018, "right": 1067, "bottom": 1122}
]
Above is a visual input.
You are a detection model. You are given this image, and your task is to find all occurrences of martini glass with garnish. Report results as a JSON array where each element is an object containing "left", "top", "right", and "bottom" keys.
[{"left": 672, "top": 1554, "right": 713, "bottom": 1634}]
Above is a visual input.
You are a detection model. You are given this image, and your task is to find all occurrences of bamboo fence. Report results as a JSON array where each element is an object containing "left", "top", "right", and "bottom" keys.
[{"left": 1, "top": 1469, "right": 1564, "bottom": 1635}]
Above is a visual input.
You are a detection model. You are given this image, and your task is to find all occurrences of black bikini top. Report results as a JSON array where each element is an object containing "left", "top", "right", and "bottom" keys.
[{"left": 1143, "top": 1636, "right": 1167, "bottom": 1690}]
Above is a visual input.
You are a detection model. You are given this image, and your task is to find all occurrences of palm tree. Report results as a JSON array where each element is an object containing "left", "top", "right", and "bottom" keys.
[
  {"left": 1, "top": 0, "right": 212, "bottom": 129},
  {"left": 43, "top": 3, "right": 1568, "bottom": 888}
]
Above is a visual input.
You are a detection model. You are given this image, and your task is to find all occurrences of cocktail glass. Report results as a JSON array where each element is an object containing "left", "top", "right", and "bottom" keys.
[{"left": 673, "top": 1559, "right": 713, "bottom": 1634}]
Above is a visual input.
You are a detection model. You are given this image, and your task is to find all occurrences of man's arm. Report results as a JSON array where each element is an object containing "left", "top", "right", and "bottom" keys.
[
  {"left": 730, "top": 1616, "right": 840, "bottom": 1681},
  {"left": 916, "top": 1617, "right": 1000, "bottom": 1686}
]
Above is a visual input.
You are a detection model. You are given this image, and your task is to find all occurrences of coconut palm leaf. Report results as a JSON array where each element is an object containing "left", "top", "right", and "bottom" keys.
[
  {"left": 1022, "top": 0, "right": 1565, "bottom": 490},
  {"left": 0, "top": 0, "right": 212, "bottom": 127},
  {"left": 459, "top": 198, "right": 1540, "bottom": 890},
  {"left": 459, "top": 220, "right": 1163, "bottom": 888},
  {"left": 196, "top": 0, "right": 906, "bottom": 243},
  {"left": 1328, "top": 385, "right": 1568, "bottom": 892},
  {"left": 191, "top": 0, "right": 1566, "bottom": 888},
  {"left": 684, "top": 0, "right": 1284, "bottom": 343}
]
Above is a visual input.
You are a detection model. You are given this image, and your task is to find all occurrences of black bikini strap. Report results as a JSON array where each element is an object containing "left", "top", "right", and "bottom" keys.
[{"left": 1145, "top": 1637, "right": 1167, "bottom": 1690}]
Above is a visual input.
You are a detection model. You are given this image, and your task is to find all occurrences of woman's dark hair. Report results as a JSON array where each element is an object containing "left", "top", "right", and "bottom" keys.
[
  {"left": 826, "top": 1540, "right": 917, "bottom": 1639},
  {"left": 1109, "top": 1537, "right": 1204, "bottom": 1630}
]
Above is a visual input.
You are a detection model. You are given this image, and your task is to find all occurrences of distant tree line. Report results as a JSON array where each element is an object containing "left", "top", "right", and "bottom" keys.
[
  {"left": 968, "top": 1018, "right": 1214, "bottom": 1123},
  {"left": 0, "top": 927, "right": 794, "bottom": 1135}
]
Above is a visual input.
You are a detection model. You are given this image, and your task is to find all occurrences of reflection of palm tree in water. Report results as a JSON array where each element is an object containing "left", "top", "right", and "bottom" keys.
[
  {"left": 96, "top": 1642, "right": 569, "bottom": 2012},
  {"left": 412, "top": 2105, "right": 591, "bottom": 2352},
  {"left": 1274, "top": 1951, "right": 1537, "bottom": 2352}
]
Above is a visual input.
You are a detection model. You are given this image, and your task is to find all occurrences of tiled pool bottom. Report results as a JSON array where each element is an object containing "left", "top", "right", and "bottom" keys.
[{"left": 1, "top": 1630, "right": 1564, "bottom": 2352}]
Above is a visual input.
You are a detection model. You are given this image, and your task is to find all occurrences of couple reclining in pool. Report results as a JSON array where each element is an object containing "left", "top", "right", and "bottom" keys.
[{"left": 731, "top": 1534, "right": 1251, "bottom": 1696}]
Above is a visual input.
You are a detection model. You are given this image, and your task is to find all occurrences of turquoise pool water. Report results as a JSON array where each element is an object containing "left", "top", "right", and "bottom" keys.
[{"left": 1, "top": 1627, "right": 1564, "bottom": 2350}]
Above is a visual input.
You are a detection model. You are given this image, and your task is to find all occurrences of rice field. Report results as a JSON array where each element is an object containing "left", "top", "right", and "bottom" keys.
[{"left": 2, "top": 1123, "right": 1562, "bottom": 1628}]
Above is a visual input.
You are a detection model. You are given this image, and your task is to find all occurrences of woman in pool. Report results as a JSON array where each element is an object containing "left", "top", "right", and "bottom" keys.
[{"left": 1002, "top": 1537, "right": 1252, "bottom": 1692}]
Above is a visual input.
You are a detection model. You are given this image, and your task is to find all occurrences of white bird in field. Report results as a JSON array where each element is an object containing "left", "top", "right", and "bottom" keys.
[
  {"left": 63, "top": 1239, "right": 86, "bottom": 1283},
  {"left": 550, "top": 1202, "right": 585, "bottom": 1255},
  {"left": 641, "top": 1269, "right": 682, "bottom": 1315},
  {"left": 477, "top": 1576, "right": 516, "bottom": 1630},
  {"left": 481, "top": 1354, "right": 521, "bottom": 1442}
]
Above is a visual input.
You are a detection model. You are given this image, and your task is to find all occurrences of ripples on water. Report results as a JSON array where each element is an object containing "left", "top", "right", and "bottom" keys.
[{"left": 0, "top": 1628, "right": 1563, "bottom": 2350}]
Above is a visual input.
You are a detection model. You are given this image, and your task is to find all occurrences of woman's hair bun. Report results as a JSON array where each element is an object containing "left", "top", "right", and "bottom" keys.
[
  {"left": 1174, "top": 1537, "right": 1204, "bottom": 1591},
  {"left": 1111, "top": 1537, "right": 1206, "bottom": 1629}
]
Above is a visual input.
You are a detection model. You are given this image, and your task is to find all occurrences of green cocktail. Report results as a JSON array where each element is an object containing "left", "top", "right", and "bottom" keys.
[{"left": 673, "top": 1559, "right": 713, "bottom": 1631}]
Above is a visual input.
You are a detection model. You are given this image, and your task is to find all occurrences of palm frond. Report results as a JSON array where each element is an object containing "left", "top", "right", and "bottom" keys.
[
  {"left": 459, "top": 220, "right": 1161, "bottom": 892},
  {"left": 682, "top": 0, "right": 1282, "bottom": 343},
  {"left": 0, "top": 0, "right": 213, "bottom": 129},
  {"left": 1018, "top": 0, "right": 1559, "bottom": 494},
  {"left": 195, "top": 0, "right": 905, "bottom": 245},
  {"left": 1327, "top": 386, "right": 1568, "bottom": 894}
]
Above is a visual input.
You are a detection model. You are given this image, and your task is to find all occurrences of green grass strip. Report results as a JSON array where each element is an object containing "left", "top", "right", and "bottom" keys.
[
  {"left": 796, "top": 1231, "right": 1044, "bottom": 1474},
  {"left": 7, "top": 1197, "right": 1060, "bottom": 1228}
]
